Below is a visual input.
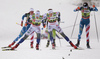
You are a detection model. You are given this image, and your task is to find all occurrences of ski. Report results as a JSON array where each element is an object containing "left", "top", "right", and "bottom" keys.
[
  {"left": 74, "top": 47, "right": 84, "bottom": 50},
  {"left": 2, "top": 48, "right": 16, "bottom": 51},
  {"left": 1, "top": 46, "right": 11, "bottom": 49},
  {"left": 76, "top": 48, "right": 84, "bottom": 50},
  {"left": 50, "top": 48, "right": 57, "bottom": 50}
]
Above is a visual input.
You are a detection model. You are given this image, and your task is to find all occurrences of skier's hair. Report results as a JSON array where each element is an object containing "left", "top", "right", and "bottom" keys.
[
  {"left": 36, "top": 10, "right": 40, "bottom": 16},
  {"left": 83, "top": 2, "right": 88, "bottom": 7},
  {"left": 36, "top": 10, "right": 40, "bottom": 12},
  {"left": 30, "top": 8, "right": 34, "bottom": 11},
  {"left": 48, "top": 9, "right": 52, "bottom": 11},
  {"left": 48, "top": 9, "right": 53, "bottom": 13}
]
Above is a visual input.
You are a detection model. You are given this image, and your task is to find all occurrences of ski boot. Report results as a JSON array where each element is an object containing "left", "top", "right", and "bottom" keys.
[
  {"left": 87, "top": 42, "right": 90, "bottom": 48},
  {"left": 69, "top": 41, "right": 77, "bottom": 49},
  {"left": 11, "top": 44, "right": 19, "bottom": 50},
  {"left": 53, "top": 39, "right": 56, "bottom": 47},
  {"left": 30, "top": 42, "right": 33, "bottom": 48},
  {"left": 36, "top": 44, "right": 39, "bottom": 50},
  {"left": 8, "top": 42, "right": 15, "bottom": 47},
  {"left": 75, "top": 40, "right": 80, "bottom": 47},
  {"left": 46, "top": 40, "right": 50, "bottom": 47},
  {"left": 52, "top": 43, "right": 55, "bottom": 49}
]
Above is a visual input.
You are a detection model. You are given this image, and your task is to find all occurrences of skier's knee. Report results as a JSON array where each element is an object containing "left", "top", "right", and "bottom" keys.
[
  {"left": 23, "top": 34, "right": 29, "bottom": 40},
  {"left": 37, "top": 33, "right": 41, "bottom": 39},
  {"left": 60, "top": 32, "right": 66, "bottom": 37}
]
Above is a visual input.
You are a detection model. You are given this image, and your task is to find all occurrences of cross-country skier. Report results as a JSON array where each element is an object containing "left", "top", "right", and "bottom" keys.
[
  {"left": 8, "top": 8, "right": 34, "bottom": 48},
  {"left": 74, "top": 2, "right": 98, "bottom": 48},
  {"left": 11, "top": 10, "right": 44, "bottom": 50},
  {"left": 43, "top": 9, "right": 77, "bottom": 49},
  {"left": 45, "top": 12, "right": 61, "bottom": 47}
]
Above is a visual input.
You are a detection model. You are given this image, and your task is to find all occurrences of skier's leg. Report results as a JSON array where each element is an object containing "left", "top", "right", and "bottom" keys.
[
  {"left": 48, "top": 31, "right": 54, "bottom": 43},
  {"left": 55, "top": 25, "right": 77, "bottom": 49},
  {"left": 60, "top": 32, "right": 77, "bottom": 49},
  {"left": 76, "top": 20, "right": 84, "bottom": 47},
  {"left": 47, "top": 24, "right": 55, "bottom": 49},
  {"left": 46, "top": 32, "right": 50, "bottom": 47},
  {"left": 48, "top": 24, "right": 53, "bottom": 42},
  {"left": 78, "top": 24, "right": 84, "bottom": 41},
  {"left": 52, "top": 29, "right": 56, "bottom": 46},
  {"left": 30, "top": 32, "right": 34, "bottom": 48},
  {"left": 85, "top": 19, "right": 90, "bottom": 48},
  {"left": 11, "top": 34, "right": 29, "bottom": 50},
  {"left": 48, "top": 31, "right": 55, "bottom": 49},
  {"left": 8, "top": 26, "right": 27, "bottom": 47},
  {"left": 14, "top": 26, "right": 27, "bottom": 42},
  {"left": 35, "top": 26, "right": 41, "bottom": 50},
  {"left": 36, "top": 33, "right": 41, "bottom": 50},
  {"left": 11, "top": 25, "right": 34, "bottom": 50}
]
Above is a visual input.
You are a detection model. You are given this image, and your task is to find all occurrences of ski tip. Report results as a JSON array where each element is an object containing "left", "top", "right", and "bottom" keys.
[
  {"left": 70, "top": 49, "right": 72, "bottom": 52},
  {"left": 2, "top": 49, "right": 16, "bottom": 51},
  {"left": 76, "top": 47, "right": 84, "bottom": 50},
  {"left": 62, "top": 57, "right": 65, "bottom": 59}
]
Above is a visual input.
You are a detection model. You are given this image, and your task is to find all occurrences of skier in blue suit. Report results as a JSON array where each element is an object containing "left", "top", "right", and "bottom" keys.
[
  {"left": 8, "top": 8, "right": 34, "bottom": 48},
  {"left": 74, "top": 2, "right": 98, "bottom": 48}
]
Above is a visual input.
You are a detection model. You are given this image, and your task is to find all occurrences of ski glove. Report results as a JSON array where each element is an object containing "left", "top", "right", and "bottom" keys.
[
  {"left": 25, "top": 23, "right": 27, "bottom": 26},
  {"left": 21, "top": 21, "right": 23, "bottom": 26},
  {"left": 74, "top": 9, "right": 77, "bottom": 12},
  {"left": 43, "top": 23, "right": 46, "bottom": 28},
  {"left": 93, "top": 5, "right": 95, "bottom": 8}
]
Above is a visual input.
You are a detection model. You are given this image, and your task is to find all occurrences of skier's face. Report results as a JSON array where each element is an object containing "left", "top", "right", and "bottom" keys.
[
  {"left": 49, "top": 13, "right": 53, "bottom": 17},
  {"left": 84, "top": 7, "right": 88, "bottom": 10},
  {"left": 48, "top": 10, "right": 53, "bottom": 16},
  {"left": 30, "top": 11, "right": 34, "bottom": 15},
  {"left": 36, "top": 14, "right": 40, "bottom": 18},
  {"left": 36, "top": 11, "right": 40, "bottom": 18},
  {"left": 48, "top": 10, "right": 53, "bottom": 13}
]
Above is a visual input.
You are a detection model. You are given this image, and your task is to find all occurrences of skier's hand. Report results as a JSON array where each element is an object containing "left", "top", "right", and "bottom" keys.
[
  {"left": 21, "top": 21, "right": 23, "bottom": 26},
  {"left": 43, "top": 24, "right": 46, "bottom": 28},
  {"left": 25, "top": 23, "right": 27, "bottom": 26},
  {"left": 74, "top": 9, "right": 76, "bottom": 12},
  {"left": 74, "top": 7, "right": 80, "bottom": 12},
  {"left": 93, "top": 5, "right": 95, "bottom": 8},
  {"left": 77, "top": 7, "right": 80, "bottom": 10}
]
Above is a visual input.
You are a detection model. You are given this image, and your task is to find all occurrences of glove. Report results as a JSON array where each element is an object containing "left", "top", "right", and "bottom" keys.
[
  {"left": 43, "top": 24, "right": 46, "bottom": 28},
  {"left": 74, "top": 9, "right": 76, "bottom": 12},
  {"left": 93, "top": 5, "right": 95, "bottom": 8},
  {"left": 25, "top": 23, "right": 27, "bottom": 26},
  {"left": 77, "top": 7, "right": 80, "bottom": 10},
  {"left": 21, "top": 21, "right": 23, "bottom": 26}
]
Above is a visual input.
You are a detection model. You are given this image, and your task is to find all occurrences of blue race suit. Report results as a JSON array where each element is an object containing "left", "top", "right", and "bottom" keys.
[
  {"left": 74, "top": 7, "right": 98, "bottom": 42},
  {"left": 13, "top": 13, "right": 31, "bottom": 42}
]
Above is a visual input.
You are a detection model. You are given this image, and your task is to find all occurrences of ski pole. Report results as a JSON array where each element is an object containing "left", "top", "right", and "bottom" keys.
[
  {"left": 16, "top": 22, "right": 21, "bottom": 26},
  {"left": 71, "top": 11, "right": 79, "bottom": 38},
  {"left": 62, "top": 24, "right": 79, "bottom": 29},
  {"left": 56, "top": 34, "right": 62, "bottom": 47},
  {"left": 94, "top": 12, "right": 99, "bottom": 42}
]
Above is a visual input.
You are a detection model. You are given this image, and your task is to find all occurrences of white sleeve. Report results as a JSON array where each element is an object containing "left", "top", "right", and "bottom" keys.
[{"left": 43, "top": 13, "right": 47, "bottom": 19}]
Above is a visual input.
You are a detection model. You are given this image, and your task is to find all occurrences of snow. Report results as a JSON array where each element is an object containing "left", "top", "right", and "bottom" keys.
[
  {"left": 0, "top": 39, "right": 100, "bottom": 59},
  {"left": 0, "top": 0, "right": 100, "bottom": 59}
]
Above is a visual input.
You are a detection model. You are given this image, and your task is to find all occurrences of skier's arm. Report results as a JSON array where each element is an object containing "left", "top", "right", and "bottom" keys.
[
  {"left": 58, "top": 12, "right": 61, "bottom": 25},
  {"left": 21, "top": 13, "right": 27, "bottom": 26},
  {"left": 74, "top": 7, "right": 81, "bottom": 12},
  {"left": 42, "top": 14, "right": 47, "bottom": 28},
  {"left": 25, "top": 17, "right": 30, "bottom": 26},
  {"left": 42, "top": 19, "right": 46, "bottom": 28},
  {"left": 90, "top": 5, "right": 98, "bottom": 11},
  {"left": 55, "top": 12, "right": 61, "bottom": 25}
]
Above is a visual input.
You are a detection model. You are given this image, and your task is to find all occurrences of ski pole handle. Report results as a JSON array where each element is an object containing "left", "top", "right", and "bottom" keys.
[{"left": 16, "top": 22, "right": 22, "bottom": 27}]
